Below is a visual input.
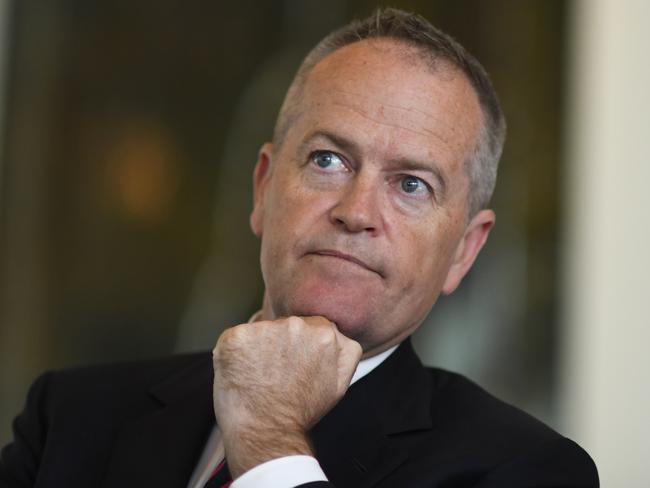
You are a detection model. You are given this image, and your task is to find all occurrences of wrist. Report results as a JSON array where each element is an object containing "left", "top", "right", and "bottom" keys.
[{"left": 223, "top": 425, "right": 314, "bottom": 478}]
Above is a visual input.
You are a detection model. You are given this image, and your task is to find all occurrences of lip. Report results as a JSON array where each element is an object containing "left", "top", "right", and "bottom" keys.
[{"left": 310, "top": 249, "right": 382, "bottom": 277}]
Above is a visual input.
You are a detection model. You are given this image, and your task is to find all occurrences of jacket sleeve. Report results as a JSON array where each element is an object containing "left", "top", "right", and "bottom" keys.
[
  {"left": 0, "top": 372, "right": 52, "bottom": 488},
  {"left": 474, "top": 437, "right": 599, "bottom": 487}
]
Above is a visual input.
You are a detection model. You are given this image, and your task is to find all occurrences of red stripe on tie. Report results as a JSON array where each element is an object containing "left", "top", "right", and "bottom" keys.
[{"left": 209, "top": 459, "right": 226, "bottom": 479}]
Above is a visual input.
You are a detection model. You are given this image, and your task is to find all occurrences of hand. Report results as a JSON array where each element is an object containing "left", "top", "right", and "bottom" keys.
[{"left": 212, "top": 315, "right": 362, "bottom": 478}]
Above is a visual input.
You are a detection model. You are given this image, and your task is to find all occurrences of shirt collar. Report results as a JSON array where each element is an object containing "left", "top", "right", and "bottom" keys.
[{"left": 350, "top": 344, "right": 398, "bottom": 385}]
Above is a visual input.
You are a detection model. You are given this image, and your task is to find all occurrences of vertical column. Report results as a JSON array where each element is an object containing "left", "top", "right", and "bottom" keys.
[
  {"left": 0, "top": 2, "right": 65, "bottom": 442},
  {"left": 560, "top": 0, "right": 650, "bottom": 486},
  {"left": 0, "top": 0, "right": 10, "bottom": 202}
]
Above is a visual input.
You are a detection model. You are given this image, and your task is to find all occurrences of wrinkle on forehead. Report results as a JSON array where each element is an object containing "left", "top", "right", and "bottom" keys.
[
  {"left": 303, "top": 83, "right": 479, "bottom": 173},
  {"left": 328, "top": 97, "right": 452, "bottom": 145},
  {"left": 331, "top": 88, "right": 452, "bottom": 122},
  {"left": 306, "top": 50, "right": 479, "bottom": 143}
]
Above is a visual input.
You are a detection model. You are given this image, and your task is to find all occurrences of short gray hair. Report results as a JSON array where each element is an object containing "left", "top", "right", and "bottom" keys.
[{"left": 273, "top": 7, "right": 506, "bottom": 217}]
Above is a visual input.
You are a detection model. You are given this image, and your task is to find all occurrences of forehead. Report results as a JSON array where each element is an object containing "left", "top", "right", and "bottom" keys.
[{"left": 291, "top": 40, "right": 482, "bottom": 184}]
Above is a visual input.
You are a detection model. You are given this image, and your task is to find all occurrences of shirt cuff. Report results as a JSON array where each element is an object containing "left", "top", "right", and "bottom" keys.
[{"left": 231, "top": 455, "right": 328, "bottom": 488}]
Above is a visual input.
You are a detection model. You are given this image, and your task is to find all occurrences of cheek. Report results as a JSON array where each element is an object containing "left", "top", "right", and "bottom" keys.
[
  {"left": 389, "top": 222, "right": 460, "bottom": 297},
  {"left": 277, "top": 168, "right": 339, "bottom": 218},
  {"left": 263, "top": 175, "right": 330, "bottom": 251},
  {"left": 264, "top": 175, "right": 301, "bottom": 227}
]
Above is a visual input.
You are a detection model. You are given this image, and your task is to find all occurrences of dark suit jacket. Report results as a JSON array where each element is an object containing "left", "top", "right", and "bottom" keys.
[{"left": 0, "top": 339, "right": 598, "bottom": 487}]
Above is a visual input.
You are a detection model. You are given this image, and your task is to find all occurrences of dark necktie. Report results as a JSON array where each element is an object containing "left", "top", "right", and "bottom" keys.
[{"left": 203, "top": 459, "right": 232, "bottom": 488}]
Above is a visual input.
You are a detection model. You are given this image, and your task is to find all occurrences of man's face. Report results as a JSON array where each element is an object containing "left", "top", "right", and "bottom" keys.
[{"left": 251, "top": 40, "right": 494, "bottom": 356}]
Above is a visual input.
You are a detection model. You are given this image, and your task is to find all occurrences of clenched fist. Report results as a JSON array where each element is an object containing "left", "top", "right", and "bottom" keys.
[{"left": 212, "top": 315, "right": 362, "bottom": 478}]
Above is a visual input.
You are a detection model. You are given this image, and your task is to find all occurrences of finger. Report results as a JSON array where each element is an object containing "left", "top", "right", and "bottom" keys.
[
  {"left": 333, "top": 328, "right": 363, "bottom": 390},
  {"left": 332, "top": 325, "right": 363, "bottom": 360}
]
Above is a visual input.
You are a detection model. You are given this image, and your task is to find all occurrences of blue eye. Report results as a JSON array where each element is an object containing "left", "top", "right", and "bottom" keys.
[
  {"left": 401, "top": 176, "right": 429, "bottom": 195},
  {"left": 311, "top": 151, "right": 345, "bottom": 171}
]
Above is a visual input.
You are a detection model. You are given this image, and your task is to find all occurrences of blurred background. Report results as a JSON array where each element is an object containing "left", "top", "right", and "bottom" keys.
[{"left": 0, "top": 0, "right": 647, "bottom": 485}]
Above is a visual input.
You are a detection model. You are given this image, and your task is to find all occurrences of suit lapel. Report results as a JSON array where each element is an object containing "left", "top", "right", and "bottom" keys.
[
  {"left": 311, "top": 338, "right": 434, "bottom": 488},
  {"left": 102, "top": 354, "right": 214, "bottom": 488},
  {"left": 100, "top": 340, "right": 432, "bottom": 488}
]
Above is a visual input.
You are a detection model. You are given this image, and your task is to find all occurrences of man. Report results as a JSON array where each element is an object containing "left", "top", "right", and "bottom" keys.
[{"left": 1, "top": 8, "right": 598, "bottom": 488}]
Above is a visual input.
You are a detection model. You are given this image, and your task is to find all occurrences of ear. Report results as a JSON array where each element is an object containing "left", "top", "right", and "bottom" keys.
[
  {"left": 441, "top": 209, "right": 495, "bottom": 295},
  {"left": 250, "top": 143, "right": 274, "bottom": 237}
]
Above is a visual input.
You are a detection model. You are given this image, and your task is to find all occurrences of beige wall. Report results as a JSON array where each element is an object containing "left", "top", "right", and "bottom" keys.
[{"left": 561, "top": 0, "right": 650, "bottom": 486}]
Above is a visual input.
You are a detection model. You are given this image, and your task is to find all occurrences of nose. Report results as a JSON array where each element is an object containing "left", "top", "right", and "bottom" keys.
[{"left": 329, "top": 176, "right": 382, "bottom": 234}]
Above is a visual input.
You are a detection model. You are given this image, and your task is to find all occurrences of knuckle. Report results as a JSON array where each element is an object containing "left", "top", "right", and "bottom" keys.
[
  {"left": 215, "top": 323, "right": 247, "bottom": 351},
  {"left": 217, "top": 327, "right": 234, "bottom": 345},
  {"left": 316, "top": 324, "right": 336, "bottom": 344},
  {"left": 286, "top": 315, "right": 304, "bottom": 331}
]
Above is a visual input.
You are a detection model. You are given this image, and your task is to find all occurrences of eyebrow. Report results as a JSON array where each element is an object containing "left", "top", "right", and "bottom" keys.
[
  {"left": 299, "top": 129, "right": 448, "bottom": 199},
  {"left": 299, "top": 130, "right": 359, "bottom": 160}
]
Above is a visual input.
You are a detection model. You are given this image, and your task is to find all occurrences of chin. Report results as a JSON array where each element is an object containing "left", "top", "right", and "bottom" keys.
[{"left": 274, "top": 287, "right": 376, "bottom": 342}]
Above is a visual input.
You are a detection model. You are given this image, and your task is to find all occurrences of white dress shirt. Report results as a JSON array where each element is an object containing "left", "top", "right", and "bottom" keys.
[{"left": 186, "top": 344, "right": 398, "bottom": 488}]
